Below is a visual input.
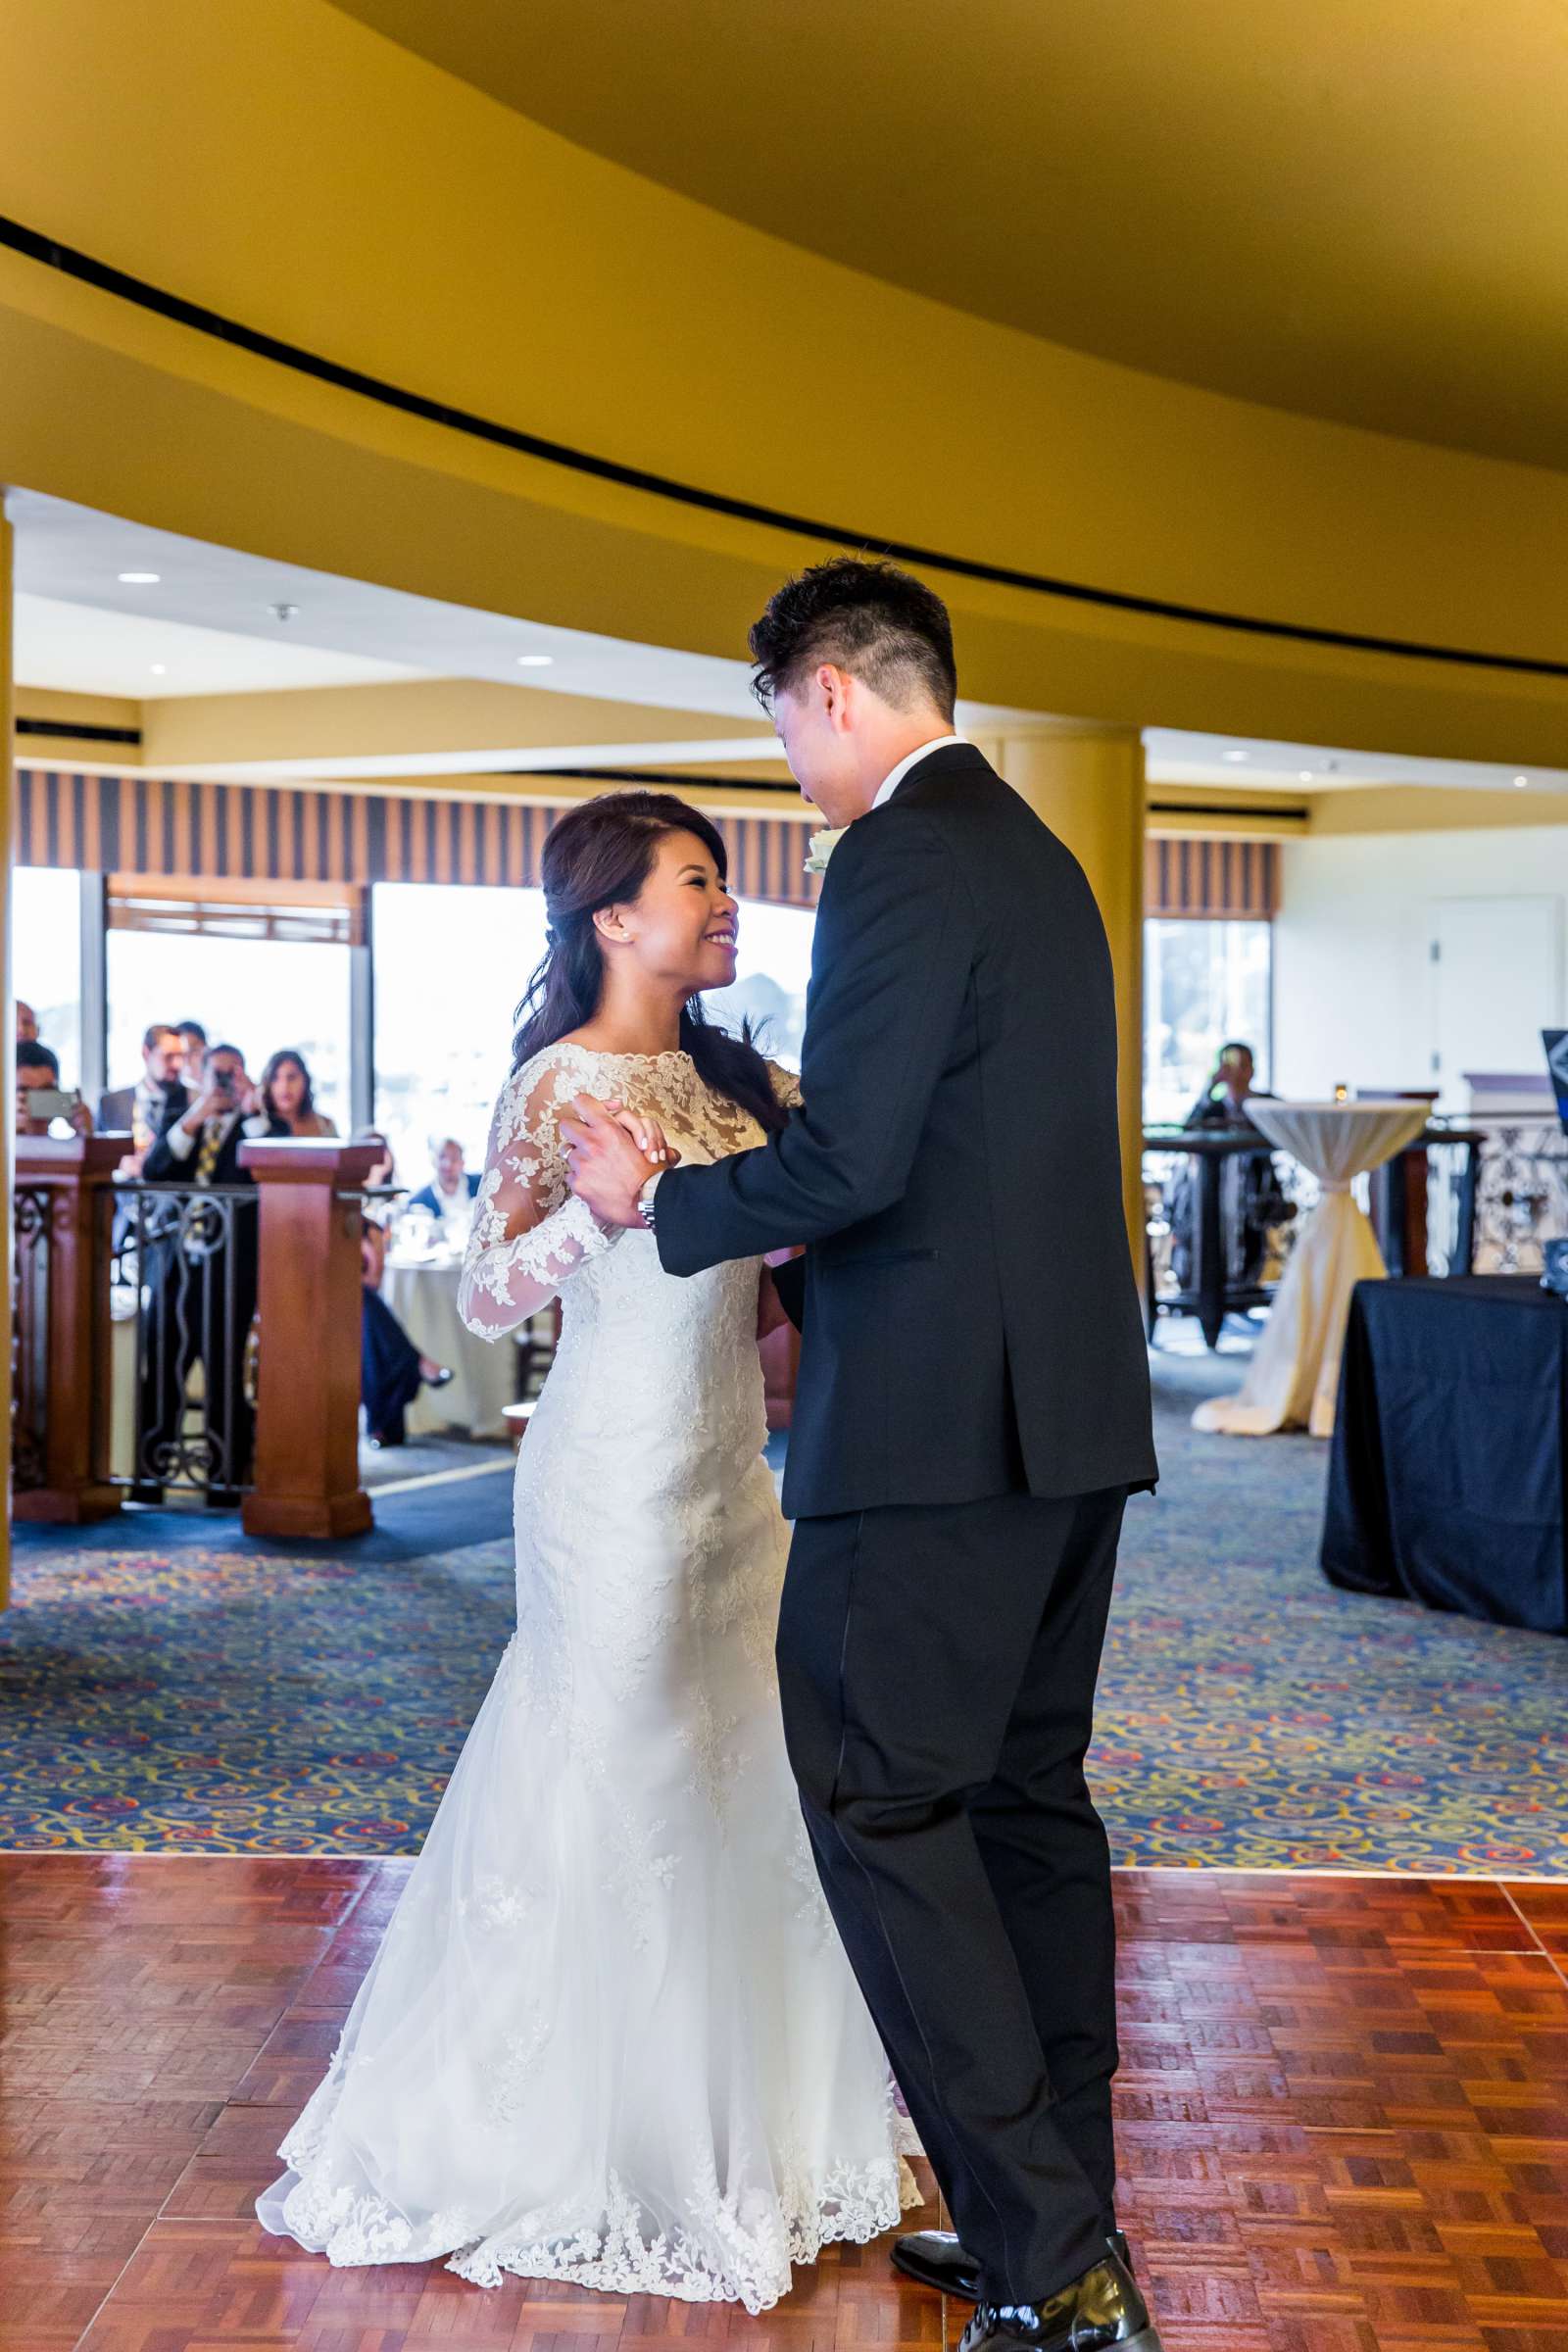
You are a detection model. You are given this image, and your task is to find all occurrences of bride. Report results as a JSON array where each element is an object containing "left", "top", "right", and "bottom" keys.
[{"left": 256, "top": 791, "right": 917, "bottom": 2307}]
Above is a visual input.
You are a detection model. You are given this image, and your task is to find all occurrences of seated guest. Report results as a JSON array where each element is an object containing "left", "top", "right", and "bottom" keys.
[
  {"left": 261, "top": 1048, "right": 338, "bottom": 1137},
  {"left": 139, "top": 1044, "right": 278, "bottom": 1502},
  {"left": 100, "top": 1022, "right": 189, "bottom": 1160},
  {"left": 407, "top": 1136, "right": 479, "bottom": 1241},
  {"left": 357, "top": 1128, "right": 451, "bottom": 1446},
  {"left": 1172, "top": 1040, "right": 1294, "bottom": 1292},
  {"left": 16, "top": 999, "right": 39, "bottom": 1045},
  {"left": 16, "top": 1040, "right": 94, "bottom": 1138}
]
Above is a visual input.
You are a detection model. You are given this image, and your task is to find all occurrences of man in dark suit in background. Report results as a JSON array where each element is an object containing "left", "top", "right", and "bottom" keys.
[
  {"left": 99, "top": 1021, "right": 189, "bottom": 1161},
  {"left": 138, "top": 1042, "right": 277, "bottom": 1503},
  {"left": 564, "top": 561, "right": 1160, "bottom": 2352}
]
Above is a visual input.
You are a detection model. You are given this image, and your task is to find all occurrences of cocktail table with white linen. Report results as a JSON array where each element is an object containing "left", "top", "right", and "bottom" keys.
[{"left": 1192, "top": 1099, "right": 1431, "bottom": 1439}]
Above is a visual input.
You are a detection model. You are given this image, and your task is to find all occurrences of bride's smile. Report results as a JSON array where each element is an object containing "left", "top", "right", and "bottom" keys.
[{"left": 592, "top": 831, "right": 741, "bottom": 1004}]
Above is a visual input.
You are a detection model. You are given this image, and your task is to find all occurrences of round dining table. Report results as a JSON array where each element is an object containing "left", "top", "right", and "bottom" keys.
[
  {"left": 379, "top": 1251, "right": 516, "bottom": 1440},
  {"left": 1191, "top": 1098, "right": 1432, "bottom": 1439}
]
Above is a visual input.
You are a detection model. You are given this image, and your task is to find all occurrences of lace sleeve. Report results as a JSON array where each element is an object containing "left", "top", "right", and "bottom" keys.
[
  {"left": 457, "top": 1054, "right": 622, "bottom": 1340},
  {"left": 766, "top": 1059, "right": 805, "bottom": 1112}
]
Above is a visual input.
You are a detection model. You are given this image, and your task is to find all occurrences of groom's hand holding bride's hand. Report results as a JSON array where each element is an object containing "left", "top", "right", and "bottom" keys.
[{"left": 561, "top": 1094, "right": 678, "bottom": 1228}]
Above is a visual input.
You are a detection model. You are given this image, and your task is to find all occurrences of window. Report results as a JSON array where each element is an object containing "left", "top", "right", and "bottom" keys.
[
  {"left": 106, "top": 909, "right": 353, "bottom": 1131},
  {"left": 1144, "top": 918, "right": 1271, "bottom": 1126},
  {"left": 705, "top": 899, "right": 815, "bottom": 1071},
  {"left": 371, "top": 882, "right": 551, "bottom": 1196},
  {"left": 14, "top": 867, "right": 83, "bottom": 1087}
]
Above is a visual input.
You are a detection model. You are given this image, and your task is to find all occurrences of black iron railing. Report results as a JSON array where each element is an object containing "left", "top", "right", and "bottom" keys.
[
  {"left": 12, "top": 1184, "right": 54, "bottom": 1493},
  {"left": 109, "top": 1180, "right": 261, "bottom": 1498}
]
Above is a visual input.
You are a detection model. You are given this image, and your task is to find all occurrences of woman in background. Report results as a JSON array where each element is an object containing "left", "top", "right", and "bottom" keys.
[
  {"left": 357, "top": 1127, "right": 451, "bottom": 1446},
  {"left": 261, "top": 1048, "right": 338, "bottom": 1137}
]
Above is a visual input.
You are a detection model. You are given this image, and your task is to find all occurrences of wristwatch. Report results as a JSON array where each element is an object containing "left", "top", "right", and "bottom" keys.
[{"left": 635, "top": 1172, "right": 662, "bottom": 1233}]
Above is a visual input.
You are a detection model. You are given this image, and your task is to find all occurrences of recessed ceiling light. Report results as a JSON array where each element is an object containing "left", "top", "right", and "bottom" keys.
[
  {"left": 149, "top": 663, "right": 167, "bottom": 676},
  {"left": 1298, "top": 769, "right": 1314, "bottom": 781},
  {"left": 118, "top": 569, "right": 160, "bottom": 584},
  {"left": 1514, "top": 775, "right": 1530, "bottom": 787},
  {"left": 1222, "top": 750, "right": 1248, "bottom": 763},
  {"left": 515, "top": 654, "right": 554, "bottom": 668}
]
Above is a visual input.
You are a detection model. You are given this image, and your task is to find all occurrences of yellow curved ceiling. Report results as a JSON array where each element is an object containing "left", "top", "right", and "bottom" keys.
[{"left": 331, "top": 0, "right": 1568, "bottom": 473}]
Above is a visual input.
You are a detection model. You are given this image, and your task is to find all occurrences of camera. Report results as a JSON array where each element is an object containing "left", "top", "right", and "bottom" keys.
[{"left": 24, "top": 1086, "right": 80, "bottom": 1123}]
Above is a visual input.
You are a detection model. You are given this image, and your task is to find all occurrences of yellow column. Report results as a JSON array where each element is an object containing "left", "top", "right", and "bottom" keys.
[
  {"left": 1, "top": 503, "right": 13, "bottom": 1608},
  {"left": 970, "top": 720, "right": 1147, "bottom": 1271}
]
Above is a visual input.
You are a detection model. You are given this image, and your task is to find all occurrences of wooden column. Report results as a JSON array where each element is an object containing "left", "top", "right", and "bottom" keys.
[
  {"left": 13, "top": 1135, "right": 125, "bottom": 1524},
  {"left": 970, "top": 720, "right": 1148, "bottom": 1275},
  {"left": 240, "top": 1139, "right": 380, "bottom": 1540}
]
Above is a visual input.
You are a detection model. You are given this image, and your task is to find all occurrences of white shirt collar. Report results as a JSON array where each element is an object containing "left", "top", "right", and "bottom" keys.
[{"left": 871, "top": 733, "right": 966, "bottom": 811}]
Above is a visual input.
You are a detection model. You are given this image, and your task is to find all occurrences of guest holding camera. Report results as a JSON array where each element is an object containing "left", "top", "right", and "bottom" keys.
[
  {"left": 16, "top": 1040, "right": 94, "bottom": 1138},
  {"left": 138, "top": 1044, "right": 279, "bottom": 1502}
]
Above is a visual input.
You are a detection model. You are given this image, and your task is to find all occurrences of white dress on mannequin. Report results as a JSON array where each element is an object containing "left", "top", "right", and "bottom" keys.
[{"left": 257, "top": 1041, "right": 917, "bottom": 2308}]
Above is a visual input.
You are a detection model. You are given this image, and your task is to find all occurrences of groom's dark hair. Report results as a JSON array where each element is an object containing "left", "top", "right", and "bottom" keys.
[{"left": 749, "top": 558, "right": 957, "bottom": 720}]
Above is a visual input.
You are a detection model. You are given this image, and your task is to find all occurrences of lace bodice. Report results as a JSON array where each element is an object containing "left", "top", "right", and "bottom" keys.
[{"left": 458, "top": 1042, "right": 799, "bottom": 1340}]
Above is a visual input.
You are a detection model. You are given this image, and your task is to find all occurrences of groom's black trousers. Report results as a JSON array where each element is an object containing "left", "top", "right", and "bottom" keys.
[{"left": 778, "top": 1486, "right": 1126, "bottom": 2307}]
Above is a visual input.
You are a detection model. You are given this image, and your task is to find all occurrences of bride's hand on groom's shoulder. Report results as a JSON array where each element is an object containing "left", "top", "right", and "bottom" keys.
[{"left": 561, "top": 1093, "right": 678, "bottom": 1227}]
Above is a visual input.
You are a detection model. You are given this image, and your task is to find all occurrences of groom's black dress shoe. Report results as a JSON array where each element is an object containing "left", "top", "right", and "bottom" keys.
[
  {"left": 893, "top": 2229, "right": 1133, "bottom": 2304},
  {"left": 956, "top": 2254, "right": 1160, "bottom": 2352}
]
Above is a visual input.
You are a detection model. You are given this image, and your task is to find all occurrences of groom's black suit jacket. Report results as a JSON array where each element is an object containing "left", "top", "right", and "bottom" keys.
[{"left": 654, "top": 742, "right": 1157, "bottom": 1520}]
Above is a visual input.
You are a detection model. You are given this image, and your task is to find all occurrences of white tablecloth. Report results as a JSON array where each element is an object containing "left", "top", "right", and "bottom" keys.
[
  {"left": 380, "top": 1256, "right": 516, "bottom": 1440},
  {"left": 1192, "top": 1100, "right": 1431, "bottom": 1439}
]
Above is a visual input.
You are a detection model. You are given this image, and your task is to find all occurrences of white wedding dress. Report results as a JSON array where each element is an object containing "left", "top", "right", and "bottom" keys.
[{"left": 257, "top": 1041, "right": 917, "bottom": 2307}]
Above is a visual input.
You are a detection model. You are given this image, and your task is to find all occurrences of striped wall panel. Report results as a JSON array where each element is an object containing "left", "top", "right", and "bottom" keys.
[
  {"left": 13, "top": 770, "right": 821, "bottom": 911},
  {"left": 1146, "top": 835, "right": 1278, "bottom": 919}
]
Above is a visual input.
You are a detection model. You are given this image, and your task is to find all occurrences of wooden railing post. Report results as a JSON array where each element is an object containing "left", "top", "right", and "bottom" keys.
[
  {"left": 13, "top": 1134, "right": 124, "bottom": 1524},
  {"left": 239, "top": 1139, "right": 380, "bottom": 1540}
]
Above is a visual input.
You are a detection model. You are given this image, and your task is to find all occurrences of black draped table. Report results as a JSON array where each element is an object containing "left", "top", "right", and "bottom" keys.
[{"left": 1322, "top": 1275, "right": 1568, "bottom": 1633}]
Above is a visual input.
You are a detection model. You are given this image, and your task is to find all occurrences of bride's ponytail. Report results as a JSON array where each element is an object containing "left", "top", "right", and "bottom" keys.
[{"left": 512, "top": 793, "right": 788, "bottom": 1138}]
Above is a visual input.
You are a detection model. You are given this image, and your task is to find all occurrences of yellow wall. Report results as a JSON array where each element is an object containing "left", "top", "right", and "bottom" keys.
[{"left": 1, "top": 0, "right": 1566, "bottom": 766}]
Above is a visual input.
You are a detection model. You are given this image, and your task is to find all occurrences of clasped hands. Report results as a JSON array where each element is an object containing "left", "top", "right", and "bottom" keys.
[{"left": 560, "top": 1094, "right": 678, "bottom": 1229}]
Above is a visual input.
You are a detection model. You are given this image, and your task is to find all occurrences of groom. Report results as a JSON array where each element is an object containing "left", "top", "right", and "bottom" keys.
[{"left": 564, "top": 559, "right": 1160, "bottom": 2352}]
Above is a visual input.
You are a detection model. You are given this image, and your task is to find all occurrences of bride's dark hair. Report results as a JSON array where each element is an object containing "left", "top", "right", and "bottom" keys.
[{"left": 512, "top": 791, "right": 788, "bottom": 1137}]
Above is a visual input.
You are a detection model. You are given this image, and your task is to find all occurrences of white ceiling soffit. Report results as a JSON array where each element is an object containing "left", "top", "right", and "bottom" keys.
[
  {"left": 12, "top": 594, "right": 426, "bottom": 700},
  {"left": 1144, "top": 727, "right": 1568, "bottom": 798}
]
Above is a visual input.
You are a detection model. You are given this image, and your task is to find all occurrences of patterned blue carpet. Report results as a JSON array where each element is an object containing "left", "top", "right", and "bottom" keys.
[{"left": 3, "top": 1348, "right": 1565, "bottom": 1869}]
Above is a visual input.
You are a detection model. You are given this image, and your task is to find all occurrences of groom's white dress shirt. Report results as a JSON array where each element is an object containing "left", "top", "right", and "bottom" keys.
[{"left": 870, "top": 733, "right": 965, "bottom": 811}]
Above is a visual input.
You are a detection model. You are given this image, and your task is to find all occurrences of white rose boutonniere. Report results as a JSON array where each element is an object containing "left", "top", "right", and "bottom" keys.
[{"left": 804, "top": 827, "right": 847, "bottom": 876}]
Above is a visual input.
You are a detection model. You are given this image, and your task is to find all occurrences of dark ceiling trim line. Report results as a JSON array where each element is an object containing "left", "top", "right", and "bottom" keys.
[
  {"left": 1148, "top": 797, "right": 1309, "bottom": 820},
  {"left": 16, "top": 715, "right": 143, "bottom": 745},
  {"left": 6, "top": 214, "right": 1568, "bottom": 684}
]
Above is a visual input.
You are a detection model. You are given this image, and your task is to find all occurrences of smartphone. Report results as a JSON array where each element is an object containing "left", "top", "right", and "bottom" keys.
[{"left": 26, "top": 1087, "right": 80, "bottom": 1121}]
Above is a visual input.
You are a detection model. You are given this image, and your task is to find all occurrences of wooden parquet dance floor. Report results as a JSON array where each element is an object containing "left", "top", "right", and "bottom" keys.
[{"left": 3, "top": 1858, "right": 1566, "bottom": 2352}]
